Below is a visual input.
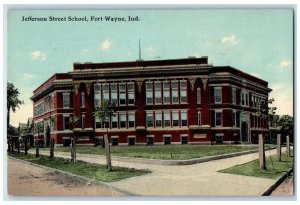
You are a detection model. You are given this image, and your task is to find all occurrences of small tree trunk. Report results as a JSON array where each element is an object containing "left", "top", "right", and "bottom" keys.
[
  {"left": 286, "top": 135, "right": 290, "bottom": 157},
  {"left": 71, "top": 137, "right": 76, "bottom": 163},
  {"left": 17, "top": 139, "right": 20, "bottom": 154},
  {"left": 24, "top": 137, "right": 28, "bottom": 155},
  {"left": 277, "top": 134, "right": 281, "bottom": 161},
  {"left": 35, "top": 139, "right": 39, "bottom": 157},
  {"left": 259, "top": 134, "right": 266, "bottom": 170},
  {"left": 50, "top": 138, "right": 54, "bottom": 158},
  {"left": 104, "top": 134, "right": 112, "bottom": 171},
  {"left": 73, "top": 137, "right": 76, "bottom": 162}
]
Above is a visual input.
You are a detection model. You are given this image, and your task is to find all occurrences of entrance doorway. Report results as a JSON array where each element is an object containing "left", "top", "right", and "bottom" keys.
[{"left": 241, "top": 122, "right": 248, "bottom": 142}]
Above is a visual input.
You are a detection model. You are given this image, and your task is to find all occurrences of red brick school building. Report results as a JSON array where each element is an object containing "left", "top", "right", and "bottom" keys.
[{"left": 30, "top": 57, "right": 271, "bottom": 146}]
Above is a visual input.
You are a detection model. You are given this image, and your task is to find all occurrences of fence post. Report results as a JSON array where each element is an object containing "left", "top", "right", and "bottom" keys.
[
  {"left": 24, "top": 136, "right": 28, "bottom": 155},
  {"left": 276, "top": 134, "right": 281, "bottom": 161},
  {"left": 50, "top": 138, "right": 54, "bottom": 158},
  {"left": 286, "top": 135, "right": 290, "bottom": 157},
  {"left": 259, "top": 134, "right": 266, "bottom": 170},
  {"left": 35, "top": 139, "right": 39, "bottom": 157}
]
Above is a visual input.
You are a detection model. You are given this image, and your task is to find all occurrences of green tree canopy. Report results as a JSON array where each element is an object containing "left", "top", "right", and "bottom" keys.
[{"left": 93, "top": 100, "right": 116, "bottom": 128}]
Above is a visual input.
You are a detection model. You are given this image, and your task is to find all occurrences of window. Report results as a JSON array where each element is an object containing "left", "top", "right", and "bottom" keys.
[
  {"left": 180, "top": 80, "right": 187, "bottom": 103},
  {"left": 232, "top": 88, "right": 236, "bottom": 104},
  {"left": 112, "top": 138, "right": 118, "bottom": 146},
  {"left": 181, "top": 136, "right": 188, "bottom": 144},
  {"left": 241, "top": 91, "right": 249, "bottom": 106},
  {"left": 171, "top": 81, "right": 179, "bottom": 103},
  {"left": 63, "top": 93, "right": 70, "bottom": 108},
  {"left": 95, "top": 117, "right": 103, "bottom": 129},
  {"left": 146, "top": 82, "right": 153, "bottom": 104},
  {"left": 128, "top": 113, "right": 135, "bottom": 128},
  {"left": 81, "top": 92, "right": 85, "bottom": 108},
  {"left": 128, "top": 83, "right": 135, "bottom": 105},
  {"left": 128, "top": 137, "right": 135, "bottom": 146},
  {"left": 81, "top": 114, "right": 85, "bottom": 129},
  {"left": 120, "top": 113, "right": 126, "bottom": 128},
  {"left": 215, "top": 111, "right": 222, "bottom": 127},
  {"left": 111, "top": 114, "right": 118, "bottom": 128},
  {"left": 154, "top": 81, "right": 162, "bottom": 104},
  {"left": 119, "top": 84, "right": 126, "bottom": 105},
  {"left": 197, "top": 112, "right": 201, "bottom": 126},
  {"left": 63, "top": 116, "right": 70, "bottom": 130},
  {"left": 146, "top": 112, "right": 154, "bottom": 128},
  {"left": 34, "top": 102, "right": 44, "bottom": 116},
  {"left": 102, "top": 84, "right": 109, "bottom": 102},
  {"left": 94, "top": 84, "right": 101, "bottom": 107},
  {"left": 45, "top": 96, "right": 50, "bottom": 112},
  {"left": 172, "top": 111, "right": 179, "bottom": 127},
  {"left": 111, "top": 84, "right": 118, "bottom": 105},
  {"left": 181, "top": 111, "right": 187, "bottom": 127},
  {"left": 232, "top": 111, "right": 236, "bottom": 127},
  {"left": 197, "top": 88, "right": 201, "bottom": 104},
  {"left": 214, "top": 87, "right": 222, "bottom": 104},
  {"left": 163, "top": 82, "right": 170, "bottom": 104},
  {"left": 155, "top": 112, "right": 162, "bottom": 127},
  {"left": 164, "top": 111, "right": 170, "bottom": 127},
  {"left": 164, "top": 136, "right": 171, "bottom": 145},
  {"left": 147, "top": 136, "right": 154, "bottom": 145}
]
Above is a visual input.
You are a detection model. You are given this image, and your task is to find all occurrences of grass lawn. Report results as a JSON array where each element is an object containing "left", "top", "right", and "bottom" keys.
[
  {"left": 42, "top": 144, "right": 258, "bottom": 160},
  {"left": 8, "top": 152, "right": 150, "bottom": 182},
  {"left": 219, "top": 152, "right": 293, "bottom": 179}
]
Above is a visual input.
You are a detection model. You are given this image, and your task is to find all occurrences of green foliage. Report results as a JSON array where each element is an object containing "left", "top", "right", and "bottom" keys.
[
  {"left": 219, "top": 152, "right": 293, "bottom": 179},
  {"left": 278, "top": 115, "right": 293, "bottom": 137},
  {"left": 50, "top": 145, "right": 257, "bottom": 160},
  {"left": 7, "top": 82, "right": 24, "bottom": 114},
  {"left": 70, "top": 116, "right": 80, "bottom": 126},
  {"left": 93, "top": 100, "right": 116, "bottom": 127},
  {"left": 9, "top": 152, "right": 150, "bottom": 182},
  {"left": 34, "top": 122, "right": 44, "bottom": 135}
]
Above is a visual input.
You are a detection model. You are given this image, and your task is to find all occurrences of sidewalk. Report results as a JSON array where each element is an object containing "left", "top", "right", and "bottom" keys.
[{"left": 28, "top": 147, "right": 291, "bottom": 196}]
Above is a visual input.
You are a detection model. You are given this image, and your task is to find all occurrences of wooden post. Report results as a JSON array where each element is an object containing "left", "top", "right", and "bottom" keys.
[
  {"left": 258, "top": 134, "right": 266, "bottom": 170},
  {"left": 286, "top": 135, "right": 290, "bottom": 157},
  {"left": 73, "top": 137, "right": 76, "bottom": 162},
  {"left": 277, "top": 134, "right": 281, "bottom": 161},
  {"left": 35, "top": 139, "right": 39, "bottom": 157},
  {"left": 17, "top": 139, "right": 20, "bottom": 154},
  {"left": 70, "top": 138, "right": 74, "bottom": 162},
  {"left": 104, "top": 134, "right": 112, "bottom": 171},
  {"left": 24, "top": 136, "right": 28, "bottom": 155},
  {"left": 50, "top": 138, "right": 54, "bottom": 158}
]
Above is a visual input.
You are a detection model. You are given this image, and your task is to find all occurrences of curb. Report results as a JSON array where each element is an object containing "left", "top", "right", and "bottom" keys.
[
  {"left": 8, "top": 156, "right": 136, "bottom": 196},
  {"left": 261, "top": 168, "right": 293, "bottom": 196}
]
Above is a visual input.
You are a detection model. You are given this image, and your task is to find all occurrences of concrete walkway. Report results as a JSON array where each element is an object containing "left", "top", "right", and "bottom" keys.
[{"left": 28, "top": 147, "right": 290, "bottom": 196}]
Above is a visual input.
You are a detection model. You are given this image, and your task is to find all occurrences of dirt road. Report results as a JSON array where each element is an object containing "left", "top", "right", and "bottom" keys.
[{"left": 7, "top": 157, "right": 125, "bottom": 196}]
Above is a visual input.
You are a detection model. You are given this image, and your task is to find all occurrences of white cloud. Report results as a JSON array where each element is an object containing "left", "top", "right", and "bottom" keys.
[
  {"left": 279, "top": 60, "right": 292, "bottom": 68},
  {"left": 22, "top": 73, "right": 33, "bottom": 80},
  {"left": 221, "top": 35, "right": 238, "bottom": 46},
  {"left": 31, "top": 50, "right": 46, "bottom": 60},
  {"left": 100, "top": 39, "right": 111, "bottom": 50}
]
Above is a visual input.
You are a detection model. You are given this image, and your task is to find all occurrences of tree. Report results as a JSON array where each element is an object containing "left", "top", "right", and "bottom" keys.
[
  {"left": 34, "top": 122, "right": 44, "bottom": 157},
  {"left": 278, "top": 115, "right": 293, "bottom": 141},
  {"left": 93, "top": 100, "right": 116, "bottom": 171},
  {"left": 19, "top": 124, "right": 30, "bottom": 155},
  {"left": 70, "top": 116, "right": 80, "bottom": 163},
  {"left": 255, "top": 98, "right": 276, "bottom": 170},
  {"left": 7, "top": 82, "right": 24, "bottom": 152}
]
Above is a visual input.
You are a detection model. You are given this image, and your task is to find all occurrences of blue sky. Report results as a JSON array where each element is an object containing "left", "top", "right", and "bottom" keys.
[{"left": 7, "top": 9, "right": 293, "bottom": 126}]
